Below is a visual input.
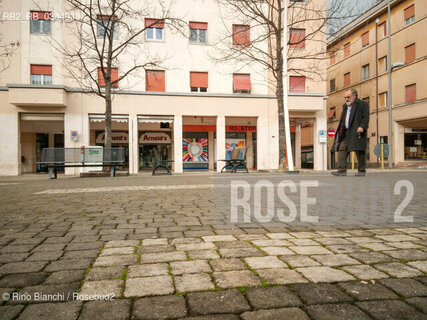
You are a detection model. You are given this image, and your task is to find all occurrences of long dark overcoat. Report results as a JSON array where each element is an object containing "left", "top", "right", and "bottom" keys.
[{"left": 335, "top": 98, "right": 370, "bottom": 151}]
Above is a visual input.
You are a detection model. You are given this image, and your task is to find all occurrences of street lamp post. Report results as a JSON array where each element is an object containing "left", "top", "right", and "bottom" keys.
[{"left": 387, "top": 0, "right": 392, "bottom": 168}]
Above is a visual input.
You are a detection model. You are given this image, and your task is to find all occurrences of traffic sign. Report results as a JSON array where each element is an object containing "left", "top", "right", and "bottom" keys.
[
  {"left": 374, "top": 143, "right": 389, "bottom": 159},
  {"left": 319, "top": 130, "right": 327, "bottom": 143},
  {"left": 327, "top": 128, "right": 336, "bottom": 137},
  {"left": 71, "top": 130, "right": 78, "bottom": 141}
]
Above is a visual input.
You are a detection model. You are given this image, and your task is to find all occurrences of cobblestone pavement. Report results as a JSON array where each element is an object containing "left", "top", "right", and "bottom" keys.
[{"left": 0, "top": 172, "right": 426, "bottom": 320}]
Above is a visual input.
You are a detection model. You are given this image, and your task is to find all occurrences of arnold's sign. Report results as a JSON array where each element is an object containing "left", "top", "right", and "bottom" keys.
[
  {"left": 139, "top": 132, "right": 171, "bottom": 144},
  {"left": 96, "top": 132, "right": 128, "bottom": 144}
]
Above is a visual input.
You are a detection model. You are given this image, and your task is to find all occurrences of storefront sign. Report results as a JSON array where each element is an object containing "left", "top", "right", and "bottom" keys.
[
  {"left": 139, "top": 132, "right": 171, "bottom": 144},
  {"left": 412, "top": 128, "right": 427, "bottom": 132},
  {"left": 226, "top": 125, "right": 257, "bottom": 132},
  {"left": 96, "top": 132, "right": 128, "bottom": 144}
]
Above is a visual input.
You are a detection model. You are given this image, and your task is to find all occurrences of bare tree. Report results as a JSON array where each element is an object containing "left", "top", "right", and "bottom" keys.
[
  {"left": 212, "top": 0, "right": 362, "bottom": 170},
  {"left": 49, "top": 0, "right": 183, "bottom": 149}
]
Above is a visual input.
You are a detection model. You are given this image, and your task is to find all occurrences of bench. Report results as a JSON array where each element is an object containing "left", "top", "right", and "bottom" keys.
[
  {"left": 219, "top": 147, "right": 248, "bottom": 173},
  {"left": 152, "top": 147, "right": 174, "bottom": 175},
  {"left": 37, "top": 147, "right": 126, "bottom": 179}
]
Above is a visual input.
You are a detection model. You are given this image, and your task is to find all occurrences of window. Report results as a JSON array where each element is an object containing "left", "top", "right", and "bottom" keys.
[
  {"left": 97, "top": 67, "right": 119, "bottom": 87},
  {"left": 405, "top": 84, "right": 416, "bottom": 103},
  {"left": 379, "top": 56, "right": 387, "bottom": 73},
  {"left": 30, "top": 11, "right": 52, "bottom": 34},
  {"left": 380, "top": 136, "right": 388, "bottom": 144},
  {"left": 378, "top": 21, "right": 387, "bottom": 38},
  {"left": 289, "top": 28, "right": 305, "bottom": 48},
  {"left": 344, "top": 72, "right": 350, "bottom": 87},
  {"left": 405, "top": 43, "right": 415, "bottom": 63},
  {"left": 97, "top": 15, "right": 118, "bottom": 38},
  {"left": 379, "top": 92, "right": 387, "bottom": 108},
  {"left": 404, "top": 4, "right": 415, "bottom": 25},
  {"left": 328, "top": 107, "right": 336, "bottom": 120},
  {"left": 189, "top": 22, "right": 207, "bottom": 44},
  {"left": 232, "top": 25, "right": 250, "bottom": 46},
  {"left": 233, "top": 73, "right": 251, "bottom": 93},
  {"left": 289, "top": 76, "right": 306, "bottom": 93},
  {"left": 330, "top": 51, "right": 336, "bottom": 65},
  {"left": 30, "top": 64, "right": 52, "bottom": 85},
  {"left": 329, "top": 79, "right": 336, "bottom": 92},
  {"left": 190, "top": 72, "right": 208, "bottom": 92},
  {"left": 362, "top": 97, "right": 370, "bottom": 104},
  {"left": 361, "top": 31, "right": 369, "bottom": 47},
  {"left": 361, "top": 64, "right": 370, "bottom": 80},
  {"left": 344, "top": 43, "right": 350, "bottom": 57},
  {"left": 146, "top": 70, "right": 165, "bottom": 92},
  {"left": 145, "top": 18, "right": 164, "bottom": 41}
]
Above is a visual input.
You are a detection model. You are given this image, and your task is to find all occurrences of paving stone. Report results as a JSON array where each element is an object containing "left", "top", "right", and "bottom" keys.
[
  {"left": 16, "top": 301, "right": 82, "bottom": 320},
  {"left": 292, "top": 283, "right": 353, "bottom": 305},
  {"left": 171, "top": 260, "right": 212, "bottom": 275},
  {"left": 280, "top": 255, "right": 320, "bottom": 267},
  {"left": 100, "top": 247, "right": 135, "bottom": 256},
  {"left": 338, "top": 282, "right": 399, "bottom": 301},
  {"left": 290, "top": 239, "right": 320, "bottom": 246},
  {"left": 79, "top": 300, "right": 130, "bottom": 320},
  {"left": 175, "top": 273, "right": 215, "bottom": 292},
  {"left": 237, "top": 234, "right": 268, "bottom": 241},
  {"left": 187, "top": 289, "right": 251, "bottom": 315},
  {"left": 215, "top": 241, "right": 253, "bottom": 249},
  {"left": 376, "top": 234, "right": 420, "bottom": 242},
  {"left": 245, "top": 286, "right": 302, "bottom": 309},
  {"left": 124, "top": 276, "right": 174, "bottom": 297},
  {"left": 374, "top": 263, "right": 423, "bottom": 278},
  {"left": 188, "top": 250, "right": 220, "bottom": 260},
  {"left": 44, "top": 270, "right": 86, "bottom": 284},
  {"left": 44, "top": 258, "right": 93, "bottom": 272},
  {"left": 305, "top": 303, "right": 371, "bottom": 320},
  {"left": 340, "top": 264, "right": 389, "bottom": 280},
  {"left": 104, "top": 240, "right": 139, "bottom": 248},
  {"left": 128, "top": 263, "right": 168, "bottom": 277},
  {"left": 415, "top": 277, "right": 427, "bottom": 285},
  {"left": 0, "top": 305, "right": 24, "bottom": 320},
  {"left": 257, "top": 268, "right": 308, "bottom": 284},
  {"left": 26, "top": 251, "right": 63, "bottom": 261},
  {"left": 349, "top": 252, "right": 394, "bottom": 264},
  {"left": 327, "top": 245, "right": 367, "bottom": 254},
  {"left": 0, "top": 245, "right": 38, "bottom": 254},
  {"left": 140, "top": 252, "right": 187, "bottom": 263},
  {"left": 406, "top": 297, "right": 427, "bottom": 314},
  {"left": 17, "top": 284, "right": 79, "bottom": 303},
  {"left": 311, "top": 254, "right": 360, "bottom": 266},
  {"left": 289, "top": 232, "right": 318, "bottom": 239},
  {"left": 260, "top": 246, "right": 294, "bottom": 255},
  {"left": 85, "top": 266, "right": 125, "bottom": 281},
  {"left": 180, "top": 314, "right": 240, "bottom": 320},
  {"left": 132, "top": 295, "right": 187, "bottom": 319},
  {"left": 384, "top": 250, "right": 427, "bottom": 261},
  {"left": 62, "top": 250, "right": 99, "bottom": 260},
  {"left": 171, "top": 238, "right": 202, "bottom": 245},
  {"left": 316, "top": 231, "right": 352, "bottom": 237},
  {"left": 290, "top": 246, "right": 333, "bottom": 255},
  {"left": 66, "top": 242, "right": 103, "bottom": 251},
  {"left": 296, "top": 266, "right": 355, "bottom": 283},
  {"left": 240, "top": 308, "right": 310, "bottom": 320},
  {"left": 213, "top": 270, "right": 261, "bottom": 288},
  {"left": 138, "top": 245, "right": 175, "bottom": 254},
  {"left": 0, "top": 272, "right": 48, "bottom": 288},
  {"left": 141, "top": 238, "right": 168, "bottom": 246},
  {"left": 356, "top": 300, "right": 426, "bottom": 320},
  {"left": 32, "top": 244, "right": 67, "bottom": 252},
  {"left": 93, "top": 255, "right": 137, "bottom": 267},
  {"left": 0, "top": 261, "right": 48, "bottom": 274},
  {"left": 219, "top": 248, "right": 264, "bottom": 258},
  {"left": 347, "top": 237, "right": 383, "bottom": 244},
  {"left": 265, "top": 232, "right": 293, "bottom": 239},
  {"left": 408, "top": 261, "right": 427, "bottom": 273},
  {"left": 388, "top": 242, "right": 425, "bottom": 249},
  {"left": 244, "top": 256, "right": 287, "bottom": 269},
  {"left": 202, "top": 235, "right": 237, "bottom": 242},
  {"left": 0, "top": 253, "right": 30, "bottom": 263},
  {"left": 209, "top": 259, "right": 247, "bottom": 272},
  {"left": 175, "top": 243, "right": 216, "bottom": 251},
  {"left": 251, "top": 239, "right": 292, "bottom": 247},
  {"left": 380, "top": 278, "right": 427, "bottom": 297}
]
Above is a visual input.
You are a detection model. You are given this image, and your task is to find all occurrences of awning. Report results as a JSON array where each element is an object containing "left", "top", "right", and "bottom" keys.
[
  {"left": 233, "top": 74, "right": 251, "bottom": 91},
  {"left": 137, "top": 116, "right": 173, "bottom": 123},
  {"left": 89, "top": 114, "right": 128, "bottom": 123},
  {"left": 21, "top": 113, "right": 64, "bottom": 121}
]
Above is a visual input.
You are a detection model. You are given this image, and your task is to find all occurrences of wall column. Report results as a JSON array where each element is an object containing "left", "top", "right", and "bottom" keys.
[
  {"left": 174, "top": 115, "right": 183, "bottom": 173},
  {"left": 257, "top": 116, "right": 270, "bottom": 170},
  {"left": 0, "top": 113, "right": 19, "bottom": 175},
  {"left": 313, "top": 110, "right": 327, "bottom": 171},
  {"left": 129, "top": 114, "right": 138, "bottom": 174},
  {"left": 216, "top": 116, "right": 225, "bottom": 172},
  {"left": 295, "top": 123, "right": 302, "bottom": 169}
]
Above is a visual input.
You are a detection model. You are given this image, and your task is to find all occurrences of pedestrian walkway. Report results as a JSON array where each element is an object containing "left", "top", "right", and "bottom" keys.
[{"left": 0, "top": 174, "right": 426, "bottom": 319}]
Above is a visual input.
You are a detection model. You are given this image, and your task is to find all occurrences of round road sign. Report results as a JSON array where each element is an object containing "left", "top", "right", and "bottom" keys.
[
  {"left": 327, "top": 128, "right": 336, "bottom": 137},
  {"left": 374, "top": 143, "right": 389, "bottom": 159}
]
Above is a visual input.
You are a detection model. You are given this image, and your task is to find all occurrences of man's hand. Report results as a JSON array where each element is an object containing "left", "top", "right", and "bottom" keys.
[{"left": 357, "top": 127, "right": 364, "bottom": 133}]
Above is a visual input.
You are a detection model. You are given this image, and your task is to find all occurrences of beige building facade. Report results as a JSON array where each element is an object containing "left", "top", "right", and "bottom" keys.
[
  {"left": 0, "top": 0, "right": 327, "bottom": 176},
  {"left": 327, "top": 0, "right": 427, "bottom": 168}
]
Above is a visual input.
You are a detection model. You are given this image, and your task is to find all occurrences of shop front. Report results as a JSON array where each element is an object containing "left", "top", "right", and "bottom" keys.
[
  {"left": 139, "top": 132, "right": 172, "bottom": 170},
  {"left": 404, "top": 128, "right": 427, "bottom": 160}
]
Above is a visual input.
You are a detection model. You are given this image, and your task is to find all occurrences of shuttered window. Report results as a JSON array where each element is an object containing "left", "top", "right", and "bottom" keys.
[
  {"left": 146, "top": 70, "right": 165, "bottom": 92},
  {"left": 31, "top": 64, "right": 52, "bottom": 85},
  {"left": 233, "top": 74, "right": 251, "bottom": 93},
  {"left": 344, "top": 43, "right": 350, "bottom": 57},
  {"left": 289, "top": 28, "right": 305, "bottom": 48},
  {"left": 330, "top": 51, "right": 336, "bottom": 65},
  {"left": 190, "top": 72, "right": 208, "bottom": 92},
  {"left": 405, "top": 43, "right": 415, "bottom": 63},
  {"left": 232, "top": 25, "right": 250, "bottom": 46},
  {"left": 405, "top": 84, "right": 416, "bottom": 103},
  {"left": 379, "top": 92, "right": 387, "bottom": 107},
  {"left": 97, "top": 68, "right": 118, "bottom": 87},
  {"left": 289, "top": 76, "right": 306, "bottom": 93},
  {"left": 344, "top": 72, "right": 350, "bottom": 87},
  {"left": 404, "top": 5, "right": 415, "bottom": 25},
  {"left": 361, "top": 32, "right": 369, "bottom": 47}
]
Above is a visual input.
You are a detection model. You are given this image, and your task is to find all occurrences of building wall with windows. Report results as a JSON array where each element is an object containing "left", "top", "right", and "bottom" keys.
[
  {"left": 0, "top": 0, "right": 327, "bottom": 175},
  {"left": 326, "top": 0, "right": 427, "bottom": 167}
]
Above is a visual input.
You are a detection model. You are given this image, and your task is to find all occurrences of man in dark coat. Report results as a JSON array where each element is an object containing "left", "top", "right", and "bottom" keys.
[{"left": 332, "top": 88, "right": 369, "bottom": 176}]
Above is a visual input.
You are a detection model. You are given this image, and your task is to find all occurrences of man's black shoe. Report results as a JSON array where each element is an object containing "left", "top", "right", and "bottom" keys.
[
  {"left": 331, "top": 171, "right": 347, "bottom": 176},
  {"left": 355, "top": 172, "right": 366, "bottom": 177}
]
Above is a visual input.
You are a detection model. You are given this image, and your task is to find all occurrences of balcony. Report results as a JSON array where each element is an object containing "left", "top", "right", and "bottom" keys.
[{"left": 8, "top": 84, "right": 67, "bottom": 107}]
